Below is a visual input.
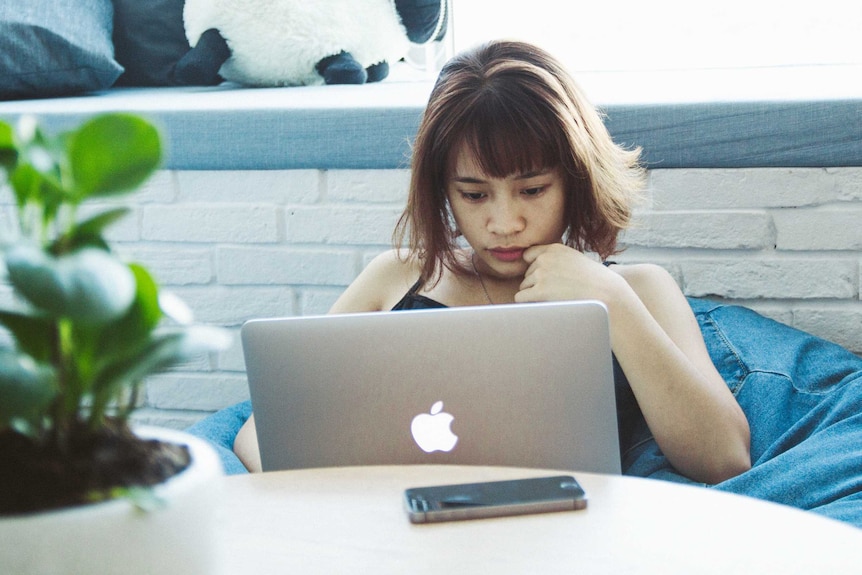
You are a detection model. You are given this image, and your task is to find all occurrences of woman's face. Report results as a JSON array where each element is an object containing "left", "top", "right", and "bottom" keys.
[{"left": 445, "top": 144, "right": 568, "bottom": 280}]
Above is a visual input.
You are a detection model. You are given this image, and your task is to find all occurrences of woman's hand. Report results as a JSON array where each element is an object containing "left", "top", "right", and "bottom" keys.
[{"left": 515, "top": 243, "right": 622, "bottom": 304}]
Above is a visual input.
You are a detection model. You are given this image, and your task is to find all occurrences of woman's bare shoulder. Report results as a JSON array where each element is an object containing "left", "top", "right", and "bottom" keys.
[
  {"left": 328, "top": 249, "right": 422, "bottom": 314},
  {"left": 610, "top": 262, "right": 701, "bottom": 337},
  {"left": 612, "top": 262, "right": 677, "bottom": 292}
]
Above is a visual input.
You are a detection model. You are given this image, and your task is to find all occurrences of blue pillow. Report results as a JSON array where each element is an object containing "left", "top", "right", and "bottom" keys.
[
  {"left": 0, "top": 0, "right": 123, "bottom": 100},
  {"left": 112, "top": 0, "right": 191, "bottom": 86}
]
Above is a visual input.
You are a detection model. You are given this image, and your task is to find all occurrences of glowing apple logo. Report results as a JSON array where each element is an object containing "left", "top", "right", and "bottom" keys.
[{"left": 410, "top": 401, "right": 458, "bottom": 453}]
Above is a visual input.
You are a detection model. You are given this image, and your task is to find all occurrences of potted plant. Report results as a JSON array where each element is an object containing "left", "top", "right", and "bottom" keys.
[{"left": 0, "top": 113, "right": 231, "bottom": 574}]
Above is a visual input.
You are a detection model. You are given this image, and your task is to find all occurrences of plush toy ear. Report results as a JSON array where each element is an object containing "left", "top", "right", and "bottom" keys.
[
  {"left": 395, "top": 0, "right": 448, "bottom": 44},
  {"left": 171, "top": 28, "right": 231, "bottom": 86}
]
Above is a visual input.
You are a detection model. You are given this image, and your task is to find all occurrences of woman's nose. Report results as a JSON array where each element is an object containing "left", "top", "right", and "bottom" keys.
[{"left": 487, "top": 199, "right": 525, "bottom": 235}]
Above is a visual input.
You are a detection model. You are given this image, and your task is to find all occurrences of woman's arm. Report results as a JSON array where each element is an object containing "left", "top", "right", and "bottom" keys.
[
  {"left": 329, "top": 249, "right": 419, "bottom": 314},
  {"left": 517, "top": 244, "right": 751, "bottom": 484},
  {"left": 233, "top": 414, "right": 262, "bottom": 473}
]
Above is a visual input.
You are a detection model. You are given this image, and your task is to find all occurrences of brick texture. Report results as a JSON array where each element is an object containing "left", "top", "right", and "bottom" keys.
[{"left": 3, "top": 166, "right": 860, "bottom": 429}]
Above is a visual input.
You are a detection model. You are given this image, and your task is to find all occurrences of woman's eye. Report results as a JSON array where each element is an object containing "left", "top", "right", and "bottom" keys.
[
  {"left": 522, "top": 186, "right": 545, "bottom": 196},
  {"left": 461, "top": 192, "right": 486, "bottom": 201}
]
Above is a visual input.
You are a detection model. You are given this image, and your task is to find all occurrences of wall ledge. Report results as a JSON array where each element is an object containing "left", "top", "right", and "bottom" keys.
[{"left": 1, "top": 73, "right": 859, "bottom": 170}]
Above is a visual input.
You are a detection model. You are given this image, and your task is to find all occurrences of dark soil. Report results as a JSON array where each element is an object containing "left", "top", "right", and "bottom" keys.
[{"left": 0, "top": 418, "right": 190, "bottom": 516}]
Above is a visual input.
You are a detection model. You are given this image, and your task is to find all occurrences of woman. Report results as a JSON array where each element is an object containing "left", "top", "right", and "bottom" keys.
[{"left": 236, "top": 40, "right": 751, "bottom": 482}]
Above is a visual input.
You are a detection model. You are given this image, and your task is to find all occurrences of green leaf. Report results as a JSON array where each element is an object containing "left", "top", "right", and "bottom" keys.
[
  {"left": 95, "top": 263, "right": 163, "bottom": 359},
  {"left": 70, "top": 263, "right": 166, "bottom": 414},
  {"left": 9, "top": 164, "right": 39, "bottom": 207},
  {"left": 51, "top": 207, "right": 130, "bottom": 254},
  {"left": 0, "top": 349, "right": 56, "bottom": 427},
  {"left": 88, "top": 269, "right": 230, "bottom": 418},
  {"left": 6, "top": 245, "right": 137, "bottom": 324},
  {"left": 13, "top": 117, "right": 64, "bottom": 191},
  {"left": 68, "top": 114, "right": 161, "bottom": 199},
  {"left": 9, "top": 164, "right": 66, "bottom": 218},
  {"left": 0, "top": 121, "right": 16, "bottom": 171},
  {"left": 75, "top": 207, "right": 131, "bottom": 239},
  {"left": 0, "top": 120, "right": 13, "bottom": 144},
  {"left": 92, "top": 326, "right": 230, "bottom": 402},
  {"left": 89, "top": 331, "right": 187, "bottom": 416},
  {"left": 127, "top": 264, "right": 164, "bottom": 332},
  {"left": 0, "top": 310, "right": 54, "bottom": 363}
]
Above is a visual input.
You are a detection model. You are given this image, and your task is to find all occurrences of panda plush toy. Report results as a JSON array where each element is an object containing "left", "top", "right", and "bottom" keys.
[{"left": 174, "top": 0, "right": 447, "bottom": 86}]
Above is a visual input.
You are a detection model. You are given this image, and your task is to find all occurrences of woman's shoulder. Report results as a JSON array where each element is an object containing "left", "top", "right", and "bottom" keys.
[
  {"left": 608, "top": 262, "right": 693, "bottom": 325},
  {"left": 610, "top": 262, "right": 681, "bottom": 301},
  {"left": 612, "top": 262, "right": 673, "bottom": 283},
  {"left": 328, "top": 249, "right": 422, "bottom": 314},
  {"left": 365, "top": 249, "right": 424, "bottom": 284}
]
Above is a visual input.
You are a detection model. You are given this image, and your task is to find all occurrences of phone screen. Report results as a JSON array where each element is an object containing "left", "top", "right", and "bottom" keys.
[{"left": 404, "top": 475, "right": 587, "bottom": 523}]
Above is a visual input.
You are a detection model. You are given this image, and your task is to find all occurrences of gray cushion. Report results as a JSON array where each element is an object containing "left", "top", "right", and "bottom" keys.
[
  {"left": 0, "top": 0, "right": 122, "bottom": 100},
  {"left": 0, "top": 85, "right": 860, "bottom": 169}
]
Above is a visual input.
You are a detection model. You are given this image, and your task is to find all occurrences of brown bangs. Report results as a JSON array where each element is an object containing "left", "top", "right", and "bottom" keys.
[{"left": 446, "top": 79, "right": 569, "bottom": 179}]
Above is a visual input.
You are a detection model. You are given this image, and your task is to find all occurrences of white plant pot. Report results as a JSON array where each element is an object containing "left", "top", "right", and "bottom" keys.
[{"left": 0, "top": 426, "right": 224, "bottom": 575}]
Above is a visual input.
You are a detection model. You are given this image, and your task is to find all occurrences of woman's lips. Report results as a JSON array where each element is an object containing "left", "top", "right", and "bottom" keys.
[{"left": 488, "top": 248, "right": 525, "bottom": 262}]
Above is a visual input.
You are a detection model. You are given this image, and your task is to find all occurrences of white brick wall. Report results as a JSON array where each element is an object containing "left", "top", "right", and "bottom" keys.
[
  {"left": 124, "top": 169, "right": 412, "bottom": 428},
  {"left": 4, "top": 167, "right": 861, "bottom": 429},
  {"left": 619, "top": 168, "right": 862, "bottom": 357}
]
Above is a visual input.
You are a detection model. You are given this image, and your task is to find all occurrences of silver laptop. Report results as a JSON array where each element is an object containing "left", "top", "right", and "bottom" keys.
[{"left": 241, "top": 300, "right": 621, "bottom": 474}]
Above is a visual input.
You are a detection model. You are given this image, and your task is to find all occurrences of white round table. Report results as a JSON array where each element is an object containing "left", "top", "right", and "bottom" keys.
[{"left": 215, "top": 465, "right": 862, "bottom": 574}]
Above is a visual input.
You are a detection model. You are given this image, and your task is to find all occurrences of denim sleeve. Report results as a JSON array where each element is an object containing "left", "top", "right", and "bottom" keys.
[
  {"left": 623, "top": 298, "right": 862, "bottom": 528},
  {"left": 185, "top": 400, "right": 253, "bottom": 475}
]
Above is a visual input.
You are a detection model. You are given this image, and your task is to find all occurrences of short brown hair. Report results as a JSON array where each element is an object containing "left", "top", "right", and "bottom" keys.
[{"left": 395, "top": 40, "right": 645, "bottom": 284}]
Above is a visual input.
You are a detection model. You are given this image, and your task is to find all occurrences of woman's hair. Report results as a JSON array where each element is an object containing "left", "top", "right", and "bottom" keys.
[{"left": 394, "top": 40, "right": 646, "bottom": 284}]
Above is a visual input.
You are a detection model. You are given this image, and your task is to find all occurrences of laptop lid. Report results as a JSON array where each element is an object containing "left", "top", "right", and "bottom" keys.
[{"left": 242, "top": 300, "right": 621, "bottom": 474}]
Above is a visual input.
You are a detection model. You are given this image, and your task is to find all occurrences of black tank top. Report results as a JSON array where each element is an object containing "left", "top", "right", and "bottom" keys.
[
  {"left": 390, "top": 279, "right": 446, "bottom": 310},
  {"left": 391, "top": 261, "right": 618, "bottom": 311}
]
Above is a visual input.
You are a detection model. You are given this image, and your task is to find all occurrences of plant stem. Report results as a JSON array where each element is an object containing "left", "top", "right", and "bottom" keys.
[{"left": 55, "top": 318, "right": 81, "bottom": 453}]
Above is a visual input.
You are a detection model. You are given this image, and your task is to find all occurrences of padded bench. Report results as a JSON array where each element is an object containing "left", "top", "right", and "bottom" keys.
[{"left": 1, "top": 78, "right": 860, "bottom": 171}]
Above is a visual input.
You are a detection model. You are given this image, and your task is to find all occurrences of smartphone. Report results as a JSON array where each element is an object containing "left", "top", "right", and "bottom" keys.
[{"left": 404, "top": 475, "right": 587, "bottom": 524}]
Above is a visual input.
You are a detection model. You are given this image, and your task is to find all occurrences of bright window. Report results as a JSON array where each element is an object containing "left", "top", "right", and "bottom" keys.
[
  {"left": 436, "top": 0, "right": 862, "bottom": 102},
  {"left": 450, "top": 0, "right": 861, "bottom": 70}
]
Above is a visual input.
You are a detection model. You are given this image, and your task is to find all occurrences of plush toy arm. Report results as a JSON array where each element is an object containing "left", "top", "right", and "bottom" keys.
[
  {"left": 315, "top": 52, "right": 368, "bottom": 85},
  {"left": 171, "top": 28, "right": 232, "bottom": 86},
  {"left": 365, "top": 61, "right": 390, "bottom": 83}
]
